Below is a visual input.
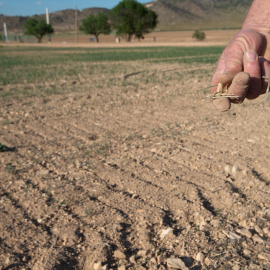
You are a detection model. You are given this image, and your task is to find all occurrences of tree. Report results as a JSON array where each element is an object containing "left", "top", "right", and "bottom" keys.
[
  {"left": 24, "top": 18, "right": 54, "bottom": 43},
  {"left": 79, "top": 13, "right": 111, "bottom": 43},
  {"left": 110, "top": 0, "right": 158, "bottom": 42},
  {"left": 192, "top": 30, "right": 206, "bottom": 41}
]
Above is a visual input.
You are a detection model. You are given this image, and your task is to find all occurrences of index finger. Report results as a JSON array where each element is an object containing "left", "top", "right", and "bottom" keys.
[
  {"left": 211, "top": 58, "right": 225, "bottom": 93},
  {"left": 211, "top": 46, "right": 244, "bottom": 93}
]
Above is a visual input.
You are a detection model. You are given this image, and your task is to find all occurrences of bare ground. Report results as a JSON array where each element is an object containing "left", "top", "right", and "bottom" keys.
[
  {"left": 1, "top": 42, "right": 270, "bottom": 270},
  {"left": 7, "top": 30, "right": 239, "bottom": 47}
]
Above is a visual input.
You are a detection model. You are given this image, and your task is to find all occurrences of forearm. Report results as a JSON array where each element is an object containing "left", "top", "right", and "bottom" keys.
[{"left": 243, "top": 0, "right": 270, "bottom": 33}]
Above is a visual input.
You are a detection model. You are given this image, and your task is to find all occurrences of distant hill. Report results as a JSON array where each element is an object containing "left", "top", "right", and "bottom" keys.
[
  {"left": 0, "top": 0, "right": 253, "bottom": 34},
  {"left": 146, "top": 0, "right": 253, "bottom": 30}
]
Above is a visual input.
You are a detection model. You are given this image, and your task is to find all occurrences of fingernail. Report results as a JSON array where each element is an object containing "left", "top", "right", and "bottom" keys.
[{"left": 245, "top": 50, "right": 257, "bottom": 63}]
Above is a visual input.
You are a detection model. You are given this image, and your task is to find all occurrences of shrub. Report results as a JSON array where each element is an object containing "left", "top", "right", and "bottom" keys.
[
  {"left": 0, "top": 143, "right": 8, "bottom": 152},
  {"left": 192, "top": 30, "right": 206, "bottom": 41}
]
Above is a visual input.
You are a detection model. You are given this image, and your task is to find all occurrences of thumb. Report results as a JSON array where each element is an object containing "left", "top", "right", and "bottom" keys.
[
  {"left": 243, "top": 50, "right": 261, "bottom": 100},
  {"left": 229, "top": 72, "right": 250, "bottom": 103},
  {"left": 212, "top": 72, "right": 250, "bottom": 111},
  {"left": 212, "top": 97, "right": 231, "bottom": 112}
]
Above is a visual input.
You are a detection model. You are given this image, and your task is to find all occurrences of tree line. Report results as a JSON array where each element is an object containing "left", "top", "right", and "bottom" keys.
[{"left": 24, "top": 0, "right": 158, "bottom": 43}]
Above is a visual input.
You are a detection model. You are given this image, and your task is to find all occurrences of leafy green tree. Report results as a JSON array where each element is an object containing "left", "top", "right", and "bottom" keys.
[
  {"left": 79, "top": 13, "right": 111, "bottom": 43},
  {"left": 110, "top": 0, "right": 158, "bottom": 42},
  {"left": 24, "top": 18, "right": 54, "bottom": 43},
  {"left": 192, "top": 30, "right": 206, "bottom": 41}
]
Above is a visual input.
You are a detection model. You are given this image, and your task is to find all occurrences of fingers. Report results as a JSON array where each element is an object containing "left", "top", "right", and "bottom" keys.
[
  {"left": 211, "top": 29, "right": 266, "bottom": 97},
  {"left": 225, "top": 50, "right": 260, "bottom": 102},
  {"left": 259, "top": 57, "right": 270, "bottom": 94},
  {"left": 243, "top": 50, "right": 261, "bottom": 99},
  {"left": 210, "top": 29, "right": 270, "bottom": 110},
  {"left": 212, "top": 72, "right": 250, "bottom": 111},
  {"left": 241, "top": 51, "right": 270, "bottom": 99},
  {"left": 211, "top": 58, "right": 225, "bottom": 91},
  {"left": 218, "top": 57, "right": 243, "bottom": 86},
  {"left": 212, "top": 97, "right": 231, "bottom": 112},
  {"left": 211, "top": 41, "right": 245, "bottom": 93},
  {"left": 212, "top": 50, "right": 270, "bottom": 107},
  {"left": 228, "top": 72, "right": 250, "bottom": 103},
  {"left": 211, "top": 51, "right": 243, "bottom": 91},
  {"left": 217, "top": 40, "right": 246, "bottom": 86}
]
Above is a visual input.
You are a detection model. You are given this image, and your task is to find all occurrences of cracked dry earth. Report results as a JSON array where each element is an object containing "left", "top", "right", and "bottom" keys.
[{"left": 1, "top": 63, "right": 270, "bottom": 270}]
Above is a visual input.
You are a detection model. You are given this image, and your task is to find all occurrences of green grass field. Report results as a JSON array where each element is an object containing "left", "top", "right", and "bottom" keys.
[{"left": 0, "top": 46, "right": 224, "bottom": 98}]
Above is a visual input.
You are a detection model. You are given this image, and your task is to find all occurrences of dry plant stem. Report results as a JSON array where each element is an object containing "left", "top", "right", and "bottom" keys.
[
  {"left": 216, "top": 82, "right": 224, "bottom": 93},
  {"left": 204, "top": 77, "right": 270, "bottom": 104},
  {"left": 203, "top": 82, "right": 239, "bottom": 100}
]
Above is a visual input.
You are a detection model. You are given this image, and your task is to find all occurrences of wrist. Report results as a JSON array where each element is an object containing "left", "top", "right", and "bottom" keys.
[{"left": 242, "top": 0, "right": 270, "bottom": 34}]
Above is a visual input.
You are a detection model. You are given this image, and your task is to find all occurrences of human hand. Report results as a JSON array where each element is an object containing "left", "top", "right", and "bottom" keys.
[{"left": 211, "top": 28, "right": 270, "bottom": 111}]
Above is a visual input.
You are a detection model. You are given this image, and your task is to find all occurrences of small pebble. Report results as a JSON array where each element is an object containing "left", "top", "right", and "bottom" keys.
[
  {"left": 37, "top": 170, "right": 50, "bottom": 176},
  {"left": 231, "top": 166, "right": 238, "bottom": 178},
  {"left": 160, "top": 228, "right": 173, "bottom": 240},
  {"left": 258, "top": 252, "right": 270, "bottom": 261},
  {"left": 243, "top": 249, "right": 252, "bottom": 257},
  {"left": 129, "top": 255, "right": 136, "bottom": 263},
  {"left": 223, "top": 230, "right": 241, "bottom": 240},
  {"left": 113, "top": 223, "right": 122, "bottom": 232},
  {"left": 167, "top": 257, "right": 188, "bottom": 270},
  {"left": 236, "top": 228, "right": 252, "bottom": 238},
  {"left": 204, "top": 257, "right": 212, "bottom": 266},
  {"left": 254, "top": 225, "right": 263, "bottom": 236},
  {"left": 238, "top": 220, "right": 250, "bottom": 230},
  {"left": 93, "top": 262, "right": 102, "bottom": 270},
  {"left": 263, "top": 227, "right": 270, "bottom": 237},
  {"left": 150, "top": 257, "right": 157, "bottom": 264},
  {"left": 137, "top": 250, "right": 148, "bottom": 257},
  {"left": 249, "top": 221, "right": 255, "bottom": 228},
  {"left": 157, "top": 255, "right": 166, "bottom": 264},
  {"left": 224, "top": 165, "right": 231, "bottom": 175},
  {"left": 210, "top": 219, "right": 221, "bottom": 228},
  {"left": 252, "top": 234, "right": 264, "bottom": 244},
  {"left": 195, "top": 252, "right": 205, "bottom": 262},
  {"left": 114, "top": 250, "right": 126, "bottom": 260}
]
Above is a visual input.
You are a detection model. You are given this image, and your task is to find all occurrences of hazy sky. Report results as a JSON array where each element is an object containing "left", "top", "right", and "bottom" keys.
[{"left": 0, "top": 0, "right": 151, "bottom": 16}]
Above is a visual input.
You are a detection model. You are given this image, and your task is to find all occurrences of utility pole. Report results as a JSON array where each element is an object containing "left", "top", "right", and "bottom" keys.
[
  {"left": 3, "top": 23, "right": 8, "bottom": 42},
  {"left": 46, "top": 8, "right": 51, "bottom": 43},
  {"left": 226, "top": 16, "right": 231, "bottom": 42},
  {"left": 75, "top": 5, "right": 78, "bottom": 43}
]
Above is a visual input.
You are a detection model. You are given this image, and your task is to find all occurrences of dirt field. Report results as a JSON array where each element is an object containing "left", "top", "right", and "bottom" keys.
[
  {"left": 8, "top": 29, "right": 240, "bottom": 47},
  {"left": 1, "top": 36, "right": 270, "bottom": 270}
]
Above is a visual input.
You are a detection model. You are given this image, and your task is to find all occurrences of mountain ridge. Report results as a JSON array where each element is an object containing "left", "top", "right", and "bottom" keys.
[
  {"left": 149, "top": 0, "right": 253, "bottom": 30},
  {"left": 0, "top": 0, "right": 253, "bottom": 33}
]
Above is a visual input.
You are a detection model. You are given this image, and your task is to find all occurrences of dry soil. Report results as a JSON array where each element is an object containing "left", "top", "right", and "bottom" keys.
[{"left": 1, "top": 31, "right": 270, "bottom": 270}]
